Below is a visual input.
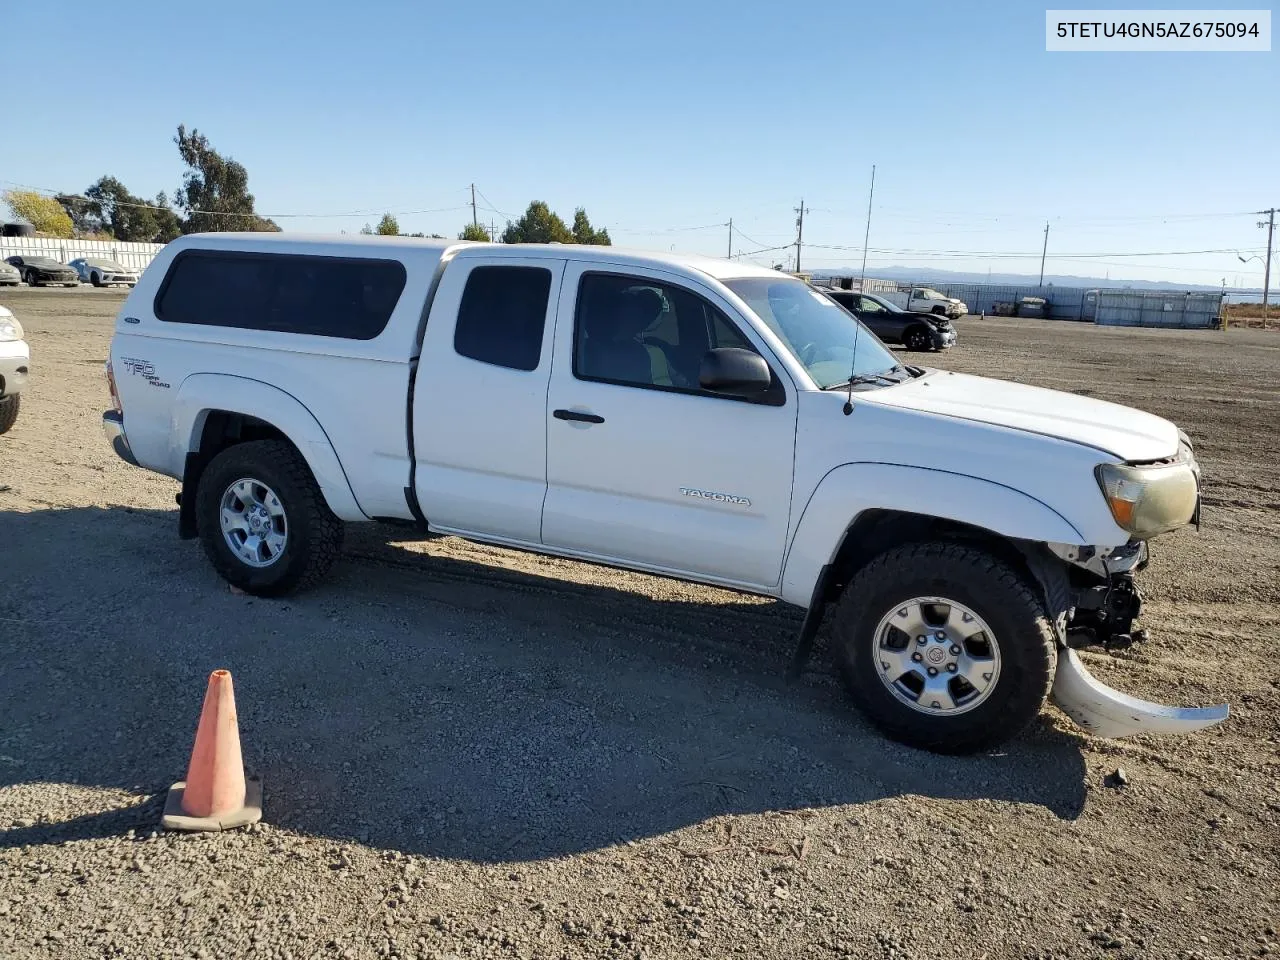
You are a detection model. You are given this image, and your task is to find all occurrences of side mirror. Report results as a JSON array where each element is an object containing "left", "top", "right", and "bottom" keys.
[{"left": 698, "top": 348, "right": 772, "bottom": 397}]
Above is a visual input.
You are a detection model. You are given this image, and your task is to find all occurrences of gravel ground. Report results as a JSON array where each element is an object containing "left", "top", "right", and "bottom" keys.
[{"left": 1, "top": 287, "right": 1278, "bottom": 960}]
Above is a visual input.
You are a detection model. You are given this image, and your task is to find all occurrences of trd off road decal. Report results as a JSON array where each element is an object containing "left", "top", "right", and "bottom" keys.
[{"left": 119, "top": 357, "right": 171, "bottom": 390}]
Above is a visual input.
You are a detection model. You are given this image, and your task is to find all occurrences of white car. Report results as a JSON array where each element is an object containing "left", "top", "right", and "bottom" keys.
[
  {"left": 101, "top": 233, "right": 1226, "bottom": 753},
  {"left": 0, "top": 305, "right": 29, "bottom": 434},
  {"left": 68, "top": 257, "right": 139, "bottom": 287}
]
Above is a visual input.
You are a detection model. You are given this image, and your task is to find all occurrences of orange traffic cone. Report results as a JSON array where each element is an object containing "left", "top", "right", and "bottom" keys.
[{"left": 161, "top": 669, "right": 262, "bottom": 831}]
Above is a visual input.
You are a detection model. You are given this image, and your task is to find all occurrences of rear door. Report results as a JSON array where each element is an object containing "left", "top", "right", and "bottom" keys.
[
  {"left": 412, "top": 253, "right": 566, "bottom": 543},
  {"left": 542, "top": 262, "right": 798, "bottom": 591}
]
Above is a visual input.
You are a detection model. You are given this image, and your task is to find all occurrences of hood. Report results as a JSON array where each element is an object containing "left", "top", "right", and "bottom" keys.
[{"left": 865, "top": 370, "right": 1179, "bottom": 461}]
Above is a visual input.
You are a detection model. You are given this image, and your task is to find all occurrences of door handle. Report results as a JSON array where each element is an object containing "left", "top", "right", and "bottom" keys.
[{"left": 553, "top": 409, "right": 605, "bottom": 424}]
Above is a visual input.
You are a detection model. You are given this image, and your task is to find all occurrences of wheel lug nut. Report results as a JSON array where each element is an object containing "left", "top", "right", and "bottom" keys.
[
  {"left": 912, "top": 652, "right": 923, "bottom": 662},
  {"left": 934, "top": 632, "right": 946, "bottom": 640},
  {"left": 950, "top": 645, "right": 961, "bottom": 656},
  {"left": 947, "top": 664, "right": 957, "bottom": 673},
  {"left": 927, "top": 667, "right": 938, "bottom": 676},
  {"left": 916, "top": 635, "right": 927, "bottom": 645}
]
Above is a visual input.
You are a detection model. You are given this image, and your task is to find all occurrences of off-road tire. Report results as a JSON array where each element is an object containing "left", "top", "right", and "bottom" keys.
[
  {"left": 0, "top": 395, "right": 19, "bottom": 435},
  {"left": 196, "top": 439, "right": 343, "bottom": 596},
  {"left": 832, "top": 541, "right": 1057, "bottom": 754}
]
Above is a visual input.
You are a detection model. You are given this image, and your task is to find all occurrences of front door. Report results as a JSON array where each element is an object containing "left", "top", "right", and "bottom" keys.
[{"left": 542, "top": 263, "right": 798, "bottom": 591}]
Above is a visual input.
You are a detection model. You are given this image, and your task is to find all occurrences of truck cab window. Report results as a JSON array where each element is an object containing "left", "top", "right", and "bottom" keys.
[
  {"left": 453, "top": 266, "right": 553, "bottom": 371},
  {"left": 574, "top": 272, "right": 754, "bottom": 392}
]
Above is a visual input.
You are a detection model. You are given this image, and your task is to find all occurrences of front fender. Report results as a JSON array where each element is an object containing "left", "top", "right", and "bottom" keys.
[
  {"left": 172, "top": 374, "right": 366, "bottom": 522},
  {"left": 780, "top": 462, "right": 1084, "bottom": 606}
]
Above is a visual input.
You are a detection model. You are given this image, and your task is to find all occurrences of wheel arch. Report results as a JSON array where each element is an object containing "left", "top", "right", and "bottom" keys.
[
  {"left": 780, "top": 462, "right": 1083, "bottom": 609},
  {"left": 172, "top": 374, "right": 366, "bottom": 537}
]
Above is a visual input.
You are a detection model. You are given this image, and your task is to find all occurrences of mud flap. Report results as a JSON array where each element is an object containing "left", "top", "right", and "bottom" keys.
[{"left": 1051, "top": 648, "right": 1228, "bottom": 738}]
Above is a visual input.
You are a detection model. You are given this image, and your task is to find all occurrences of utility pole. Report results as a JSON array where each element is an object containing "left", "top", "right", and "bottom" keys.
[
  {"left": 471, "top": 184, "right": 478, "bottom": 228},
  {"left": 490, "top": 219, "right": 496, "bottom": 242},
  {"left": 794, "top": 199, "right": 809, "bottom": 274},
  {"left": 1259, "top": 207, "right": 1276, "bottom": 328},
  {"left": 1039, "top": 221, "right": 1050, "bottom": 286},
  {"left": 727, "top": 218, "right": 733, "bottom": 259}
]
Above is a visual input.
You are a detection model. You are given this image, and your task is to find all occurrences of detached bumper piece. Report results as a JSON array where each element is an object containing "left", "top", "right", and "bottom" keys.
[{"left": 1051, "top": 648, "right": 1228, "bottom": 739}]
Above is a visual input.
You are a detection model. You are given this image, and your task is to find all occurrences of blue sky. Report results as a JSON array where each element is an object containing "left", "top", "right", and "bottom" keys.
[{"left": 1, "top": 0, "right": 1275, "bottom": 284}]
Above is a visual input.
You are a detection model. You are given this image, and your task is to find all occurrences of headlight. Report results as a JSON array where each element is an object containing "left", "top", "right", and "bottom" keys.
[
  {"left": 1095, "top": 455, "right": 1199, "bottom": 539},
  {"left": 0, "top": 317, "right": 23, "bottom": 341}
]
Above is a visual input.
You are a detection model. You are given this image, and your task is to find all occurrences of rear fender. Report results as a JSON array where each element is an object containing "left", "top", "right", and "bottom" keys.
[
  {"left": 780, "top": 463, "right": 1083, "bottom": 607},
  {"left": 172, "top": 374, "right": 366, "bottom": 522}
]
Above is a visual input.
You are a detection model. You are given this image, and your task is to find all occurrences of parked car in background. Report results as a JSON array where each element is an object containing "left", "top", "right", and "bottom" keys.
[
  {"left": 0, "top": 305, "right": 29, "bottom": 434},
  {"left": 0, "top": 261, "right": 21, "bottom": 286},
  {"left": 69, "top": 257, "right": 139, "bottom": 288},
  {"left": 825, "top": 290, "right": 957, "bottom": 351},
  {"left": 4, "top": 255, "right": 80, "bottom": 287},
  {"left": 881, "top": 286, "right": 968, "bottom": 319}
]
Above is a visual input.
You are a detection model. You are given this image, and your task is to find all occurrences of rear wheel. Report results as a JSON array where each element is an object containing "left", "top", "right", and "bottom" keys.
[
  {"left": 0, "top": 395, "right": 19, "bottom": 434},
  {"left": 832, "top": 542, "right": 1057, "bottom": 754},
  {"left": 196, "top": 439, "right": 343, "bottom": 596}
]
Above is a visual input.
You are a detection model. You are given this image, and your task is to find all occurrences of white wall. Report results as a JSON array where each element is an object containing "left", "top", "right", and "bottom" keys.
[{"left": 0, "top": 236, "right": 163, "bottom": 272}]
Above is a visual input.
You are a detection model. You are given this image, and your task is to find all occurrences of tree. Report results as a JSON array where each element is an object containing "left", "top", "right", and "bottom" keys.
[
  {"left": 83, "top": 176, "right": 158, "bottom": 242},
  {"left": 375, "top": 213, "right": 399, "bottom": 235},
  {"left": 173, "top": 125, "right": 279, "bottom": 233},
  {"left": 571, "top": 208, "right": 611, "bottom": 245},
  {"left": 151, "top": 192, "right": 183, "bottom": 242},
  {"left": 56, "top": 193, "right": 105, "bottom": 237},
  {"left": 501, "top": 201, "right": 573, "bottom": 244},
  {"left": 3, "top": 190, "right": 73, "bottom": 238},
  {"left": 458, "top": 222, "right": 491, "bottom": 242}
]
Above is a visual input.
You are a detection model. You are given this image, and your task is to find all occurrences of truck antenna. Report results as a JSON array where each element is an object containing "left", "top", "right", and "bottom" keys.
[{"left": 845, "top": 163, "right": 876, "bottom": 415}]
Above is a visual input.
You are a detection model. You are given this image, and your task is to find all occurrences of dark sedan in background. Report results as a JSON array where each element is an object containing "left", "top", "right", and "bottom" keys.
[
  {"left": 825, "top": 290, "right": 957, "bottom": 351},
  {"left": 4, "top": 255, "right": 80, "bottom": 287}
]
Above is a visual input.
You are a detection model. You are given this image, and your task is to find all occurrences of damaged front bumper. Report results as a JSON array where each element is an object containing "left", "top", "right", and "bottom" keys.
[
  {"left": 1045, "top": 540, "right": 1229, "bottom": 739},
  {"left": 1052, "top": 649, "right": 1228, "bottom": 738}
]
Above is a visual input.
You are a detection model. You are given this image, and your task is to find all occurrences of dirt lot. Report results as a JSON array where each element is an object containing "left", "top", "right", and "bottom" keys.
[{"left": 2, "top": 287, "right": 1278, "bottom": 960}]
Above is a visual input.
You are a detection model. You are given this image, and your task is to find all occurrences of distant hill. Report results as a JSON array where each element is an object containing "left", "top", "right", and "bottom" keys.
[{"left": 809, "top": 264, "right": 1264, "bottom": 296}]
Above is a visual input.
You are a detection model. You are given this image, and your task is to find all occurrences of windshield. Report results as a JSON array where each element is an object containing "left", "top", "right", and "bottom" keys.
[
  {"left": 918, "top": 288, "right": 948, "bottom": 300},
  {"left": 724, "top": 277, "right": 901, "bottom": 389},
  {"left": 89, "top": 259, "right": 127, "bottom": 271},
  {"left": 26, "top": 257, "right": 61, "bottom": 267}
]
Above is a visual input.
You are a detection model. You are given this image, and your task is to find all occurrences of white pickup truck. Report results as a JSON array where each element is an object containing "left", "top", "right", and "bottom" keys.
[
  {"left": 0, "top": 304, "right": 29, "bottom": 434},
  {"left": 102, "top": 234, "right": 1226, "bottom": 753},
  {"left": 881, "top": 287, "right": 968, "bottom": 319}
]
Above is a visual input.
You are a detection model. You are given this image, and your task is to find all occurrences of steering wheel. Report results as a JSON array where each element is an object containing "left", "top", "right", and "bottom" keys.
[{"left": 797, "top": 341, "right": 821, "bottom": 365}]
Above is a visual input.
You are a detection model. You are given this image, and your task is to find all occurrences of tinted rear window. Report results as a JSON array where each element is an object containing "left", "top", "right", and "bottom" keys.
[
  {"left": 155, "top": 250, "right": 407, "bottom": 340},
  {"left": 453, "top": 266, "right": 553, "bottom": 371}
]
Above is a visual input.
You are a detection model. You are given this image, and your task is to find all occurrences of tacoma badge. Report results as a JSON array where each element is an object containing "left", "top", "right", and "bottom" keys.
[{"left": 679, "top": 486, "right": 751, "bottom": 507}]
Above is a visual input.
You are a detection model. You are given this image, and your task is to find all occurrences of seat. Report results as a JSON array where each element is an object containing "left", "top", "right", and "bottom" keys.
[{"left": 582, "top": 287, "right": 665, "bottom": 385}]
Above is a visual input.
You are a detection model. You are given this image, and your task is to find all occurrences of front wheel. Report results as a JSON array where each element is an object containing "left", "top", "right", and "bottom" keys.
[
  {"left": 196, "top": 439, "right": 344, "bottom": 596},
  {"left": 0, "top": 394, "right": 19, "bottom": 434},
  {"left": 904, "top": 326, "right": 932, "bottom": 351},
  {"left": 91, "top": 272, "right": 102, "bottom": 287},
  {"left": 832, "top": 542, "right": 1057, "bottom": 754},
  {"left": 25, "top": 273, "right": 39, "bottom": 287}
]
